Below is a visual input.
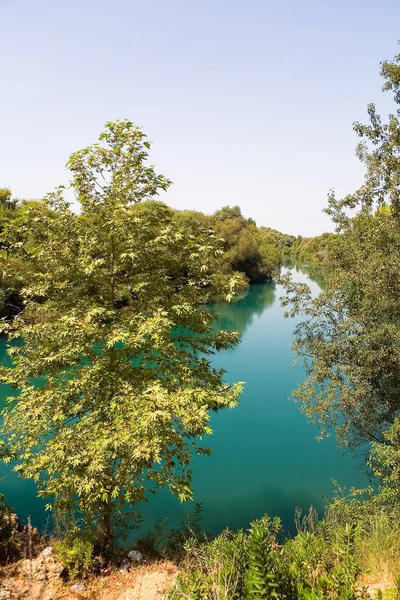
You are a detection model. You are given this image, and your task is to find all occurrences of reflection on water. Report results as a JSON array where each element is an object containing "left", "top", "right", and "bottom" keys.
[
  {"left": 212, "top": 282, "right": 276, "bottom": 337},
  {"left": 0, "top": 264, "right": 366, "bottom": 535},
  {"left": 281, "top": 256, "right": 325, "bottom": 289}
]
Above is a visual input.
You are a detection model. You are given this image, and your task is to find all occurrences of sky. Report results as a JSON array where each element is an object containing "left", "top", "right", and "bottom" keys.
[{"left": 1, "top": 0, "right": 399, "bottom": 236}]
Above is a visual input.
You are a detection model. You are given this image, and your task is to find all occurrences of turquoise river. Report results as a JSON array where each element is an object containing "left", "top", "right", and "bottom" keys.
[{"left": 0, "top": 262, "right": 367, "bottom": 535}]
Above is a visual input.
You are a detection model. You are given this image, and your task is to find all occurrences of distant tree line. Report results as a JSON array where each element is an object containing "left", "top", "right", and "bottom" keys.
[
  {"left": 287, "top": 232, "right": 338, "bottom": 264},
  {"left": 0, "top": 192, "right": 311, "bottom": 321}
]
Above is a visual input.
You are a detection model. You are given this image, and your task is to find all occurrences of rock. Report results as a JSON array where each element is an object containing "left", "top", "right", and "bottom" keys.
[
  {"left": 0, "top": 584, "right": 12, "bottom": 600},
  {"left": 41, "top": 546, "right": 53, "bottom": 557},
  {"left": 119, "top": 558, "right": 131, "bottom": 574},
  {"left": 70, "top": 583, "right": 86, "bottom": 592},
  {"left": 20, "top": 554, "right": 63, "bottom": 583},
  {"left": 127, "top": 549, "right": 142, "bottom": 562}
]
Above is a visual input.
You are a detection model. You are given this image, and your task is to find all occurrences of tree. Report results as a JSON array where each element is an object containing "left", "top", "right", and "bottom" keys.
[
  {"left": 282, "top": 53, "right": 400, "bottom": 452},
  {"left": 0, "top": 190, "right": 30, "bottom": 319},
  {"left": 213, "top": 205, "right": 246, "bottom": 223},
  {"left": 0, "top": 120, "right": 242, "bottom": 551},
  {"left": 213, "top": 212, "right": 280, "bottom": 284},
  {"left": 0, "top": 189, "right": 15, "bottom": 211}
]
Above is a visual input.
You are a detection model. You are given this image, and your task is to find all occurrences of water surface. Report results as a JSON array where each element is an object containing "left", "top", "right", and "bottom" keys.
[{"left": 0, "top": 263, "right": 367, "bottom": 534}]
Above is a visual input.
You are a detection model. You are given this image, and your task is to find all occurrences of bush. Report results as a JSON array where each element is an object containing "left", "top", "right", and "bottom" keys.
[
  {"left": 328, "top": 487, "right": 400, "bottom": 590},
  {"left": 165, "top": 503, "right": 205, "bottom": 560},
  {"left": 0, "top": 495, "right": 44, "bottom": 564},
  {"left": 54, "top": 530, "right": 96, "bottom": 578},
  {"left": 169, "top": 529, "right": 248, "bottom": 600},
  {"left": 167, "top": 513, "right": 371, "bottom": 600},
  {"left": 0, "top": 494, "right": 19, "bottom": 563}
]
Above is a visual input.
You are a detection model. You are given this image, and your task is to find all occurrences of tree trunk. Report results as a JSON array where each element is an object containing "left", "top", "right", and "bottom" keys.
[{"left": 101, "top": 497, "right": 113, "bottom": 557}]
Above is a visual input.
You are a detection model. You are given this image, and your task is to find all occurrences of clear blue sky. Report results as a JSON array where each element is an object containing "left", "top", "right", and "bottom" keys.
[{"left": 1, "top": 0, "right": 399, "bottom": 236}]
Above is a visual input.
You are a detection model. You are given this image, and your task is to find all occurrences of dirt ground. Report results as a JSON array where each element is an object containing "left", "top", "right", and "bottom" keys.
[{"left": 0, "top": 554, "right": 178, "bottom": 600}]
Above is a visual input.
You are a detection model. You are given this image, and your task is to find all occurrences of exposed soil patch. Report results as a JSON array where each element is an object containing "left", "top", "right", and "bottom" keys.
[{"left": 0, "top": 555, "right": 178, "bottom": 600}]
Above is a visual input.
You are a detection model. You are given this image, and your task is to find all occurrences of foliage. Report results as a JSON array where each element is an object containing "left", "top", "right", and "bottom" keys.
[
  {"left": 0, "top": 120, "right": 243, "bottom": 551},
  {"left": 328, "top": 485, "right": 400, "bottom": 590},
  {"left": 167, "top": 513, "right": 369, "bottom": 600},
  {"left": 0, "top": 190, "right": 28, "bottom": 319},
  {"left": 288, "top": 233, "right": 337, "bottom": 265},
  {"left": 0, "top": 494, "right": 22, "bottom": 564},
  {"left": 369, "top": 417, "right": 400, "bottom": 497},
  {"left": 279, "top": 54, "right": 400, "bottom": 599},
  {"left": 134, "top": 516, "right": 166, "bottom": 559},
  {"left": 0, "top": 189, "right": 295, "bottom": 322},
  {"left": 212, "top": 209, "right": 281, "bottom": 284},
  {"left": 168, "top": 528, "right": 249, "bottom": 600},
  {"left": 0, "top": 194, "right": 301, "bottom": 318},
  {"left": 281, "top": 52, "right": 400, "bottom": 452},
  {"left": 282, "top": 208, "right": 400, "bottom": 448},
  {"left": 54, "top": 529, "right": 96, "bottom": 578},
  {"left": 165, "top": 503, "right": 204, "bottom": 559},
  {"left": 133, "top": 503, "right": 206, "bottom": 560},
  {"left": 246, "top": 516, "right": 281, "bottom": 599},
  {"left": 172, "top": 204, "right": 282, "bottom": 290},
  {"left": 0, "top": 188, "right": 17, "bottom": 212},
  {"left": 214, "top": 205, "right": 250, "bottom": 224}
]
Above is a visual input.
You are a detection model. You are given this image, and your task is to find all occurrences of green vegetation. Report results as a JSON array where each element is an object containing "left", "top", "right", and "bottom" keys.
[
  {"left": 287, "top": 232, "right": 337, "bottom": 265},
  {"left": 0, "top": 47, "right": 399, "bottom": 600},
  {"left": 282, "top": 53, "right": 400, "bottom": 453},
  {"left": 0, "top": 494, "right": 23, "bottom": 564},
  {"left": 0, "top": 189, "right": 27, "bottom": 320},
  {"left": 279, "top": 50, "right": 400, "bottom": 595},
  {"left": 54, "top": 530, "right": 97, "bottom": 578},
  {"left": 166, "top": 501, "right": 400, "bottom": 599},
  {"left": 0, "top": 121, "right": 244, "bottom": 554},
  {"left": 0, "top": 197, "right": 290, "bottom": 322}
]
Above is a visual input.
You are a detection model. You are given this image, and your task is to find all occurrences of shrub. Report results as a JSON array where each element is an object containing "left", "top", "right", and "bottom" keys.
[
  {"left": 169, "top": 529, "right": 248, "bottom": 600},
  {"left": 328, "top": 487, "right": 400, "bottom": 589},
  {"left": 54, "top": 530, "right": 96, "bottom": 578},
  {"left": 165, "top": 503, "right": 205, "bottom": 560},
  {"left": 167, "top": 513, "right": 368, "bottom": 600},
  {"left": 246, "top": 516, "right": 281, "bottom": 599}
]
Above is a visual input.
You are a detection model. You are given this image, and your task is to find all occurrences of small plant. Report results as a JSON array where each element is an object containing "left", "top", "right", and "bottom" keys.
[
  {"left": 135, "top": 516, "right": 167, "bottom": 558},
  {"left": 167, "top": 506, "right": 398, "bottom": 600},
  {"left": 169, "top": 529, "right": 248, "bottom": 600},
  {"left": 0, "top": 494, "right": 21, "bottom": 563},
  {"left": 295, "top": 506, "right": 319, "bottom": 534},
  {"left": 54, "top": 529, "right": 96, "bottom": 578},
  {"left": 383, "top": 576, "right": 400, "bottom": 600},
  {"left": 246, "top": 516, "right": 281, "bottom": 599},
  {"left": 166, "top": 503, "right": 205, "bottom": 559},
  {"left": 328, "top": 487, "right": 400, "bottom": 589}
]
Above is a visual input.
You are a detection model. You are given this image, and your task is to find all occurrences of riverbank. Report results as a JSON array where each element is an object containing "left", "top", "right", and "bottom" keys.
[
  {"left": 0, "top": 559, "right": 392, "bottom": 600},
  {"left": 0, "top": 513, "right": 398, "bottom": 600}
]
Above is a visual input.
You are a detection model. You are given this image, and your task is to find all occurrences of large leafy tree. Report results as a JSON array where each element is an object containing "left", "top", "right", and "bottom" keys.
[
  {"left": 0, "top": 190, "right": 33, "bottom": 319},
  {"left": 0, "top": 121, "right": 242, "bottom": 548},
  {"left": 282, "top": 53, "right": 400, "bottom": 453}
]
